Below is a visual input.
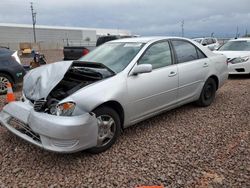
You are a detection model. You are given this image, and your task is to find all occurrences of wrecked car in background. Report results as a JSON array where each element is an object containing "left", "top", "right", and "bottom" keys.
[{"left": 0, "top": 37, "right": 228, "bottom": 153}]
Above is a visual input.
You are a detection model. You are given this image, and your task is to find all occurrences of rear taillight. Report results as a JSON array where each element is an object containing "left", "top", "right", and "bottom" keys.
[{"left": 82, "top": 49, "right": 89, "bottom": 56}]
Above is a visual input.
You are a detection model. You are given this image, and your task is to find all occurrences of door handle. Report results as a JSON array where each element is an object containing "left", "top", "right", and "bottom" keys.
[
  {"left": 168, "top": 71, "right": 177, "bottom": 77},
  {"left": 203, "top": 62, "right": 209, "bottom": 67}
]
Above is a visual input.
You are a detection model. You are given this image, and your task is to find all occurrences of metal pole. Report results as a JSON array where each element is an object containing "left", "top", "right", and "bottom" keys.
[
  {"left": 181, "top": 20, "right": 184, "bottom": 37},
  {"left": 30, "top": 2, "right": 37, "bottom": 43},
  {"left": 235, "top": 26, "right": 239, "bottom": 39}
]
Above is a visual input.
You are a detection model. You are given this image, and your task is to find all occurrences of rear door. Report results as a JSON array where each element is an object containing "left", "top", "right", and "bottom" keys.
[
  {"left": 127, "top": 40, "right": 178, "bottom": 122},
  {"left": 170, "top": 39, "right": 209, "bottom": 103}
]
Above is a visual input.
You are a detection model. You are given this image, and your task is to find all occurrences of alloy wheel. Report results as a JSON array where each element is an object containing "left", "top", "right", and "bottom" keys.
[
  {"left": 96, "top": 115, "right": 116, "bottom": 147},
  {"left": 0, "top": 76, "right": 10, "bottom": 93}
]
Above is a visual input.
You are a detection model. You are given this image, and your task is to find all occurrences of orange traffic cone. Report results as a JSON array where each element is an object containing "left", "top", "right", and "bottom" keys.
[{"left": 6, "top": 82, "right": 15, "bottom": 103}]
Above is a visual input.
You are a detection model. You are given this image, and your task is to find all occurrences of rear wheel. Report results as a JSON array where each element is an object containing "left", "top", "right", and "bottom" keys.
[
  {"left": 0, "top": 73, "right": 13, "bottom": 94},
  {"left": 88, "top": 106, "right": 121, "bottom": 154},
  {"left": 196, "top": 78, "right": 216, "bottom": 107}
]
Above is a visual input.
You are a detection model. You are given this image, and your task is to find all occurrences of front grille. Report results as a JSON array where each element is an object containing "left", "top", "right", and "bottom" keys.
[
  {"left": 8, "top": 117, "right": 41, "bottom": 143},
  {"left": 34, "top": 99, "right": 47, "bottom": 112}
]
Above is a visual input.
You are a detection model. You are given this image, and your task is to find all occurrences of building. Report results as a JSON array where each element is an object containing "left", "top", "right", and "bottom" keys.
[{"left": 0, "top": 23, "right": 131, "bottom": 50}]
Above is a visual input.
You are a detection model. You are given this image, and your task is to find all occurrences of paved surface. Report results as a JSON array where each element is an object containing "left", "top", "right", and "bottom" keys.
[{"left": 0, "top": 52, "right": 249, "bottom": 187}]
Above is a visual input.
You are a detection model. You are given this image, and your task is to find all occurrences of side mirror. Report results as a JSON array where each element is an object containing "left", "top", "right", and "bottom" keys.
[{"left": 132, "top": 64, "right": 152, "bottom": 75}]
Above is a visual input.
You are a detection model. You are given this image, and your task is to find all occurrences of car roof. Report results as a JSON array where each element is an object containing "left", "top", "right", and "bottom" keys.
[
  {"left": 193, "top": 37, "right": 216, "bottom": 40},
  {"left": 229, "top": 38, "right": 250, "bottom": 42},
  {"left": 110, "top": 36, "right": 189, "bottom": 43},
  {"left": 0, "top": 47, "right": 12, "bottom": 54}
]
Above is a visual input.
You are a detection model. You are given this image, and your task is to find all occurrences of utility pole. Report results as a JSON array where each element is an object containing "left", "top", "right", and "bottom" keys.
[
  {"left": 181, "top": 20, "right": 184, "bottom": 37},
  {"left": 235, "top": 26, "right": 239, "bottom": 39},
  {"left": 30, "top": 2, "right": 37, "bottom": 43}
]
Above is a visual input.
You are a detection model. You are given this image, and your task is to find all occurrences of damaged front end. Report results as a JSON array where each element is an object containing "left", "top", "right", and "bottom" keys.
[
  {"left": 24, "top": 61, "right": 115, "bottom": 116},
  {"left": 0, "top": 61, "right": 115, "bottom": 152}
]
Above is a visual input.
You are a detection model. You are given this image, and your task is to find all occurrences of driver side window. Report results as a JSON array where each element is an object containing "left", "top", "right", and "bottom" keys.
[{"left": 138, "top": 41, "right": 172, "bottom": 69}]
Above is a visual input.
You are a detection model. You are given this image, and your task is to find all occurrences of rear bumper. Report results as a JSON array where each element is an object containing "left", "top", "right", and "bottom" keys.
[{"left": 0, "top": 101, "right": 98, "bottom": 153}]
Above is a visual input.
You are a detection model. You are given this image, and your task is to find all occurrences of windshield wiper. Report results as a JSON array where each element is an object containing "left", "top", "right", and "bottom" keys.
[{"left": 72, "top": 61, "right": 116, "bottom": 75}]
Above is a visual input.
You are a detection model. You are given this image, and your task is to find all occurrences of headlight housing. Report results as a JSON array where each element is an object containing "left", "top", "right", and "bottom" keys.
[
  {"left": 229, "top": 56, "right": 249, "bottom": 64},
  {"left": 56, "top": 102, "right": 76, "bottom": 116}
]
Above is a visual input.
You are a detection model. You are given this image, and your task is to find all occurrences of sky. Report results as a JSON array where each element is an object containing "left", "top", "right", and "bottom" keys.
[{"left": 0, "top": 0, "right": 249, "bottom": 38}]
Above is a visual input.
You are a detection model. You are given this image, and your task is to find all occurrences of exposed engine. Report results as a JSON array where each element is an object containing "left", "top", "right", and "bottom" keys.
[{"left": 32, "top": 61, "right": 114, "bottom": 114}]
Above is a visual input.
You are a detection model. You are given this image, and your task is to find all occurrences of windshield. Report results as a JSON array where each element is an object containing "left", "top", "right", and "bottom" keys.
[
  {"left": 79, "top": 42, "right": 144, "bottom": 73},
  {"left": 193, "top": 39, "right": 202, "bottom": 43},
  {"left": 219, "top": 40, "right": 250, "bottom": 51}
]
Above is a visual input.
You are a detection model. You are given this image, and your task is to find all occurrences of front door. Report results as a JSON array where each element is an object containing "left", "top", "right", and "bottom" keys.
[{"left": 127, "top": 41, "right": 178, "bottom": 122}]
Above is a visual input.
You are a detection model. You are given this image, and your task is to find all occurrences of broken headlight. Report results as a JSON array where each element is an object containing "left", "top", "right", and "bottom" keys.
[
  {"left": 229, "top": 56, "right": 249, "bottom": 64},
  {"left": 56, "top": 102, "right": 76, "bottom": 116}
]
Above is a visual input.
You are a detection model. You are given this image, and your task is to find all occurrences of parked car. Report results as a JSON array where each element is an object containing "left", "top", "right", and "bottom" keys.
[
  {"left": 214, "top": 38, "right": 250, "bottom": 75},
  {"left": 0, "top": 48, "right": 25, "bottom": 94},
  {"left": 63, "top": 46, "right": 95, "bottom": 60},
  {"left": 193, "top": 37, "right": 220, "bottom": 51},
  {"left": 0, "top": 37, "right": 228, "bottom": 153},
  {"left": 63, "top": 35, "right": 132, "bottom": 60}
]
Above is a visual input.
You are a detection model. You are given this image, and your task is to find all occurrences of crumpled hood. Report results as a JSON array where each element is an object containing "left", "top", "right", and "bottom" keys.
[
  {"left": 23, "top": 61, "right": 73, "bottom": 100},
  {"left": 214, "top": 51, "right": 250, "bottom": 59}
]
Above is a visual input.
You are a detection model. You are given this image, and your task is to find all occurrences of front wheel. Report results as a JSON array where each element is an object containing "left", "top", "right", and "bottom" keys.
[
  {"left": 196, "top": 78, "right": 216, "bottom": 107},
  {"left": 88, "top": 106, "right": 121, "bottom": 154}
]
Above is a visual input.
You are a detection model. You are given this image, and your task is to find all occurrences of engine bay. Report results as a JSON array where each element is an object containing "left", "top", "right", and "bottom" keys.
[{"left": 33, "top": 61, "right": 115, "bottom": 114}]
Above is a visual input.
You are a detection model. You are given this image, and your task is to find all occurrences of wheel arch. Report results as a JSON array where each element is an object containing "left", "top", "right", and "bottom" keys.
[
  {"left": 0, "top": 71, "right": 15, "bottom": 84},
  {"left": 92, "top": 100, "right": 125, "bottom": 129}
]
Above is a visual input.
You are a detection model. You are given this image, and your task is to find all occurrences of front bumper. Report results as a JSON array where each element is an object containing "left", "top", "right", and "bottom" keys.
[
  {"left": 228, "top": 62, "right": 250, "bottom": 74},
  {"left": 0, "top": 101, "right": 98, "bottom": 153}
]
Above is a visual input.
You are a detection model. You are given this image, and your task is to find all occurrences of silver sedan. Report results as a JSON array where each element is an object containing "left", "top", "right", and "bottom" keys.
[{"left": 0, "top": 37, "right": 228, "bottom": 153}]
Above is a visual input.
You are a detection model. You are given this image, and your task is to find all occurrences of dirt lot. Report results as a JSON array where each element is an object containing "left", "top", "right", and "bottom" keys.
[{"left": 0, "top": 51, "right": 249, "bottom": 187}]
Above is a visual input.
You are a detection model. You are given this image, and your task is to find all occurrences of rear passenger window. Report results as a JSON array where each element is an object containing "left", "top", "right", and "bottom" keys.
[
  {"left": 172, "top": 40, "right": 198, "bottom": 63},
  {"left": 138, "top": 41, "right": 172, "bottom": 69},
  {"left": 172, "top": 40, "right": 207, "bottom": 63}
]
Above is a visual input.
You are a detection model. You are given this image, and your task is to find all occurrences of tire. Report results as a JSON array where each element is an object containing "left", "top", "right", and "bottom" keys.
[
  {"left": 88, "top": 106, "right": 121, "bottom": 154},
  {"left": 196, "top": 78, "right": 216, "bottom": 107},
  {"left": 0, "top": 73, "right": 13, "bottom": 95}
]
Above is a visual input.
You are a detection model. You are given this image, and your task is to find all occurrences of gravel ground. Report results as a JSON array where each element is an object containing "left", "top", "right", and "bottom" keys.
[{"left": 0, "top": 51, "right": 249, "bottom": 187}]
